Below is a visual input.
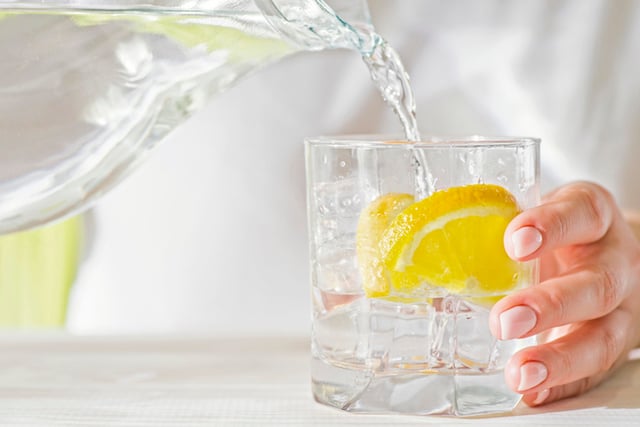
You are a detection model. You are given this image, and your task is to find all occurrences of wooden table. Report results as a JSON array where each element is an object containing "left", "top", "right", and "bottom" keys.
[{"left": 0, "top": 334, "right": 638, "bottom": 426}]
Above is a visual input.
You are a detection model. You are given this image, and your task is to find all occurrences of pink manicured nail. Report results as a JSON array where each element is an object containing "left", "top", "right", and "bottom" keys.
[
  {"left": 511, "top": 226, "right": 542, "bottom": 258},
  {"left": 533, "top": 388, "right": 550, "bottom": 405},
  {"left": 518, "top": 362, "right": 548, "bottom": 391},
  {"left": 499, "top": 305, "right": 537, "bottom": 340}
]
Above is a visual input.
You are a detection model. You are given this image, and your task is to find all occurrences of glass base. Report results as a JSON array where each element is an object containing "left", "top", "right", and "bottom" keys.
[{"left": 311, "top": 356, "right": 522, "bottom": 416}]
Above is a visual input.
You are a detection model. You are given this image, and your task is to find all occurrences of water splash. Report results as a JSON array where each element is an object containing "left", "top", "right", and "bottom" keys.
[{"left": 362, "top": 39, "right": 427, "bottom": 199}]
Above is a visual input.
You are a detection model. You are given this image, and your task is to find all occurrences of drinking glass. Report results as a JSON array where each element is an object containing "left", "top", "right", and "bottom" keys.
[{"left": 305, "top": 135, "right": 540, "bottom": 416}]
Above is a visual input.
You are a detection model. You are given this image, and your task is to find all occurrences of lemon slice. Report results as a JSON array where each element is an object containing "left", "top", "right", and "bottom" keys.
[
  {"left": 381, "top": 184, "right": 521, "bottom": 297},
  {"left": 356, "top": 193, "right": 414, "bottom": 297},
  {"left": 356, "top": 184, "right": 523, "bottom": 301}
]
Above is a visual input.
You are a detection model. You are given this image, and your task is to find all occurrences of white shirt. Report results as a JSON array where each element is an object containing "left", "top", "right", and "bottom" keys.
[{"left": 67, "top": 0, "right": 640, "bottom": 334}]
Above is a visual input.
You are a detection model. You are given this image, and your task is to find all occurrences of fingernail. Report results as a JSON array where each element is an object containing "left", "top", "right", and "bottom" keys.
[
  {"left": 533, "top": 388, "right": 550, "bottom": 405},
  {"left": 511, "top": 226, "right": 543, "bottom": 258},
  {"left": 499, "top": 305, "right": 537, "bottom": 339},
  {"left": 518, "top": 361, "right": 548, "bottom": 391}
]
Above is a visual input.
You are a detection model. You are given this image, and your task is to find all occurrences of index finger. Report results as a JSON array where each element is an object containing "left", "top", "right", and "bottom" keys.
[{"left": 504, "top": 182, "right": 615, "bottom": 261}]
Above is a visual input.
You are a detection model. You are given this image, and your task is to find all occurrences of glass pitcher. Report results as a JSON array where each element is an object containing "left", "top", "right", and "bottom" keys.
[{"left": 0, "top": 0, "right": 374, "bottom": 234}]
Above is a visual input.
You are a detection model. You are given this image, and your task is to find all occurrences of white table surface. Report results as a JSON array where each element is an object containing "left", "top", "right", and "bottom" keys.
[{"left": 0, "top": 333, "right": 638, "bottom": 426}]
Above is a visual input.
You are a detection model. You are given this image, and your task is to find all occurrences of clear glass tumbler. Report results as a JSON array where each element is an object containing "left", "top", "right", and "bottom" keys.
[{"left": 305, "top": 136, "right": 540, "bottom": 416}]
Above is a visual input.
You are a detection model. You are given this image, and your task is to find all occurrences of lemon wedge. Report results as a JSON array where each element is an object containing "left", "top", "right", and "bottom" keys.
[
  {"left": 357, "top": 184, "right": 523, "bottom": 300},
  {"left": 356, "top": 193, "right": 414, "bottom": 297}
]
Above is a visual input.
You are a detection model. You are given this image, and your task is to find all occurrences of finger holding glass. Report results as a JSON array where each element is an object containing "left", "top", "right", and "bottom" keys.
[{"left": 490, "top": 181, "right": 640, "bottom": 406}]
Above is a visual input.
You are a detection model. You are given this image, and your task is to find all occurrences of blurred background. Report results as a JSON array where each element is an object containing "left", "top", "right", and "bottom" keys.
[{"left": 3, "top": 0, "right": 639, "bottom": 335}]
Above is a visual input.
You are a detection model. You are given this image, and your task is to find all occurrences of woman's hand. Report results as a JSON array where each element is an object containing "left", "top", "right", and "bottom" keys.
[{"left": 490, "top": 181, "right": 640, "bottom": 406}]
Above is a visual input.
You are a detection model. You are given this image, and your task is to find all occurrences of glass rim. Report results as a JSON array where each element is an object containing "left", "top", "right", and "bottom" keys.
[{"left": 305, "top": 134, "right": 540, "bottom": 148}]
